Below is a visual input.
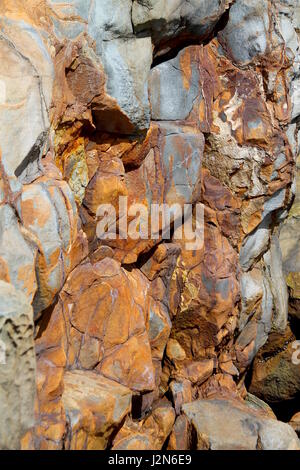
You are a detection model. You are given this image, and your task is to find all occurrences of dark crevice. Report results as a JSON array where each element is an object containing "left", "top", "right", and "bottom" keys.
[
  {"left": 289, "top": 315, "right": 300, "bottom": 339},
  {"left": 34, "top": 298, "right": 59, "bottom": 340},
  {"left": 131, "top": 394, "right": 144, "bottom": 420},
  {"left": 151, "top": 7, "right": 231, "bottom": 68},
  {"left": 270, "top": 396, "right": 300, "bottom": 423}
]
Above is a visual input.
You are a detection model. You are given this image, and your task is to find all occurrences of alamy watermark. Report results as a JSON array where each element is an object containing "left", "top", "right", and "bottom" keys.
[
  {"left": 292, "top": 340, "right": 300, "bottom": 366},
  {"left": 96, "top": 197, "right": 204, "bottom": 251}
]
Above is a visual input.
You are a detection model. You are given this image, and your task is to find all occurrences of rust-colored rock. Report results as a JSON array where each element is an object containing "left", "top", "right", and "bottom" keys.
[
  {"left": 112, "top": 401, "right": 175, "bottom": 450},
  {"left": 0, "top": 0, "right": 299, "bottom": 451}
]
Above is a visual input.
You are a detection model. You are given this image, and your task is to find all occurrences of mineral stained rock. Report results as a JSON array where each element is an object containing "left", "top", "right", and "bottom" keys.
[{"left": 0, "top": 0, "right": 299, "bottom": 451}]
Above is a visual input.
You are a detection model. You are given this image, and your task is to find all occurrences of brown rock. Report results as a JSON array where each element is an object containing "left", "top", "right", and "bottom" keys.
[
  {"left": 112, "top": 401, "right": 175, "bottom": 450},
  {"left": 249, "top": 327, "right": 300, "bottom": 403},
  {"left": 81, "top": 123, "right": 204, "bottom": 264},
  {"left": 170, "top": 221, "right": 239, "bottom": 354},
  {"left": 169, "top": 380, "right": 193, "bottom": 415},
  {"left": 61, "top": 258, "right": 156, "bottom": 392},
  {"left": 167, "top": 415, "right": 192, "bottom": 450},
  {"left": 17, "top": 175, "right": 87, "bottom": 317}
]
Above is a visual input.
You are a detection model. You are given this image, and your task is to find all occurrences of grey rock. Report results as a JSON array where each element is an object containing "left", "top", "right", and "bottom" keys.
[
  {"left": 278, "top": 0, "right": 300, "bottom": 29},
  {"left": 97, "top": 37, "right": 153, "bottom": 134},
  {"left": 239, "top": 216, "right": 271, "bottom": 271},
  {"left": 182, "top": 399, "right": 300, "bottom": 450},
  {"left": 263, "top": 235, "right": 289, "bottom": 333},
  {"left": 132, "top": 0, "right": 230, "bottom": 47},
  {"left": 236, "top": 275, "right": 273, "bottom": 368},
  {"left": 0, "top": 205, "right": 37, "bottom": 303},
  {"left": 0, "top": 17, "right": 53, "bottom": 181},
  {"left": 277, "top": 5, "right": 300, "bottom": 119},
  {"left": 239, "top": 269, "right": 263, "bottom": 330},
  {"left": 50, "top": 1, "right": 152, "bottom": 134},
  {"left": 158, "top": 122, "right": 204, "bottom": 206},
  {"left": 88, "top": 0, "right": 133, "bottom": 46},
  {"left": 149, "top": 47, "right": 202, "bottom": 121},
  {"left": 0, "top": 281, "right": 36, "bottom": 450},
  {"left": 291, "top": 79, "right": 300, "bottom": 120},
  {"left": 280, "top": 219, "right": 300, "bottom": 288},
  {"left": 286, "top": 124, "right": 297, "bottom": 157},
  {"left": 262, "top": 189, "right": 286, "bottom": 219},
  {"left": 49, "top": 0, "right": 90, "bottom": 39},
  {"left": 219, "top": 0, "right": 269, "bottom": 64},
  {"left": 51, "top": 0, "right": 133, "bottom": 42}
]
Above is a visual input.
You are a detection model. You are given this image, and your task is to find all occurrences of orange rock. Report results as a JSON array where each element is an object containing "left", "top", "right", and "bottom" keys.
[
  {"left": 167, "top": 415, "right": 192, "bottom": 450},
  {"left": 62, "top": 370, "right": 132, "bottom": 450},
  {"left": 290, "top": 413, "right": 300, "bottom": 437},
  {"left": 112, "top": 401, "right": 175, "bottom": 450},
  {"left": 17, "top": 175, "right": 87, "bottom": 317},
  {"left": 170, "top": 221, "right": 239, "bottom": 354},
  {"left": 81, "top": 122, "right": 204, "bottom": 264}
]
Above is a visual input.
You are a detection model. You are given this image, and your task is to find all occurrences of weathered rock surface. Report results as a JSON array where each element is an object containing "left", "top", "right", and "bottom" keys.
[
  {"left": 290, "top": 412, "right": 300, "bottom": 437},
  {"left": 63, "top": 370, "right": 132, "bottom": 450},
  {"left": 182, "top": 399, "right": 300, "bottom": 450},
  {"left": 280, "top": 155, "right": 300, "bottom": 308},
  {"left": 0, "top": 281, "right": 36, "bottom": 450},
  {"left": 249, "top": 327, "right": 300, "bottom": 403},
  {"left": 133, "top": 0, "right": 232, "bottom": 53},
  {"left": 0, "top": 10, "right": 53, "bottom": 182},
  {"left": 0, "top": 0, "right": 299, "bottom": 451},
  {"left": 112, "top": 400, "right": 175, "bottom": 450}
]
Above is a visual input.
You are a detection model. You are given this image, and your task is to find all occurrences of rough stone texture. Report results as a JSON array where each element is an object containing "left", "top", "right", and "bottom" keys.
[
  {"left": 112, "top": 400, "right": 175, "bottom": 450},
  {"left": 80, "top": 121, "right": 204, "bottom": 264},
  {"left": 0, "top": 0, "right": 299, "bottom": 451},
  {"left": 0, "top": 205, "right": 37, "bottom": 303},
  {"left": 133, "top": 0, "right": 232, "bottom": 54},
  {"left": 0, "top": 281, "right": 36, "bottom": 450},
  {"left": 249, "top": 327, "right": 300, "bottom": 403},
  {"left": 0, "top": 10, "right": 53, "bottom": 183},
  {"left": 62, "top": 370, "right": 132, "bottom": 450},
  {"left": 290, "top": 412, "right": 300, "bottom": 437},
  {"left": 280, "top": 155, "right": 300, "bottom": 308},
  {"left": 16, "top": 174, "right": 87, "bottom": 317},
  {"left": 182, "top": 399, "right": 300, "bottom": 450}
]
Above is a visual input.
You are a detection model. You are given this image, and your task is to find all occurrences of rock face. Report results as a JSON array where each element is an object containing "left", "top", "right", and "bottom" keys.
[
  {"left": 0, "top": 282, "right": 36, "bottom": 450},
  {"left": 249, "top": 328, "right": 300, "bottom": 403},
  {"left": 280, "top": 154, "right": 300, "bottom": 317},
  {"left": 0, "top": 0, "right": 299, "bottom": 451},
  {"left": 63, "top": 370, "right": 132, "bottom": 450},
  {"left": 182, "top": 399, "right": 300, "bottom": 450}
]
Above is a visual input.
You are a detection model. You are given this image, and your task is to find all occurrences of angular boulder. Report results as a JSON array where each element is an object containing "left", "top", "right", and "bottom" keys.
[
  {"left": 182, "top": 399, "right": 300, "bottom": 450},
  {"left": 62, "top": 370, "right": 132, "bottom": 450}
]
